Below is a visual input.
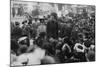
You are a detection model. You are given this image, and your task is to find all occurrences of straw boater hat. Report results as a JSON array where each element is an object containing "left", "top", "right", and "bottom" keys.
[
  {"left": 18, "top": 36, "right": 27, "bottom": 44},
  {"left": 74, "top": 43, "right": 86, "bottom": 53}
]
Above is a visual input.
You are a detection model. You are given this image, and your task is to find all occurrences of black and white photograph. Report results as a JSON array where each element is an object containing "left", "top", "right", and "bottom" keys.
[{"left": 10, "top": 0, "right": 95, "bottom": 66}]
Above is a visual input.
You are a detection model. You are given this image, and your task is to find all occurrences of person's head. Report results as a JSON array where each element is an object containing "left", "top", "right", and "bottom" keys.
[
  {"left": 74, "top": 27, "right": 78, "bottom": 31},
  {"left": 15, "top": 21, "right": 20, "bottom": 27},
  {"left": 49, "top": 37, "right": 55, "bottom": 43},
  {"left": 22, "top": 20, "right": 27, "bottom": 25},
  {"left": 50, "top": 12, "right": 58, "bottom": 20},
  {"left": 40, "top": 19, "right": 44, "bottom": 23},
  {"left": 90, "top": 45, "right": 95, "bottom": 51},
  {"left": 90, "top": 13, "right": 95, "bottom": 18}
]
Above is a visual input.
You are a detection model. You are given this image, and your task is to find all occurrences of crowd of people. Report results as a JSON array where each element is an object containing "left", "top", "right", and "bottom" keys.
[{"left": 11, "top": 9, "right": 95, "bottom": 66}]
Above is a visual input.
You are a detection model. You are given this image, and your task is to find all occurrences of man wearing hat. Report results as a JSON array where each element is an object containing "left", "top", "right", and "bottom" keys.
[
  {"left": 37, "top": 18, "right": 46, "bottom": 37},
  {"left": 46, "top": 12, "right": 59, "bottom": 39}
]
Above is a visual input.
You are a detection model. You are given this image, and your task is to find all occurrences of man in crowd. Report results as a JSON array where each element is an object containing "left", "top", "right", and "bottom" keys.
[
  {"left": 46, "top": 12, "right": 59, "bottom": 39},
  {"left": 37, "top": 18, "right": 46, "bottom": 37},
  {"left": 11, "top": 21, "right": 22, "bottom": 39}
]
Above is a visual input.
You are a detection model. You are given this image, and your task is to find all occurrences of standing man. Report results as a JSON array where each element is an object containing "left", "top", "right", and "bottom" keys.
[
  {"left": 37, "top": 18, "right": 46, "bottom": 37},
  {"left": 46, "top": 12, "right": 59, "bottom": 39}
]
